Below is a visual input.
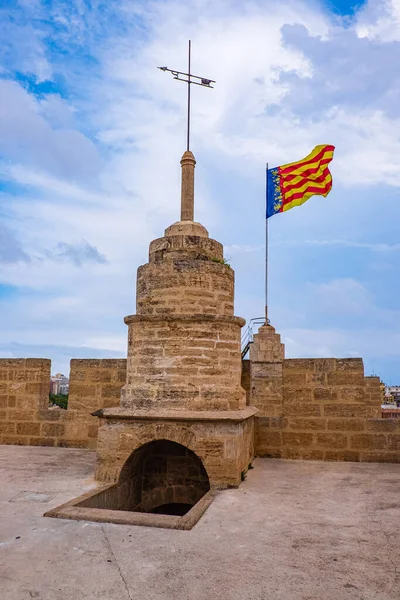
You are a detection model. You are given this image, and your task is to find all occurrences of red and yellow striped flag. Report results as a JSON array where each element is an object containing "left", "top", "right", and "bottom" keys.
[{"left": 267, "top": 145, "right": 335, "bottom": 218}]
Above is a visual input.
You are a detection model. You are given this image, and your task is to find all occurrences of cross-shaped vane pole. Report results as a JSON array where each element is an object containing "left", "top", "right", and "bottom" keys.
[{"left": 158, "top": 40, "right": 215, "bottom": 151}]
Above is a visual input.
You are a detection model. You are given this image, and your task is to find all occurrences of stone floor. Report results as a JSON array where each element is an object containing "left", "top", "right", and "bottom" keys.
[{"left": 0, "top": 445, "right": 399, "bottom": 600}]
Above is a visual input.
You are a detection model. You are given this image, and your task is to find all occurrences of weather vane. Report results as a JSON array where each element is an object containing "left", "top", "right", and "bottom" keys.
[{"left": 158, "top": 40, "right": 215, "bottom": 152}]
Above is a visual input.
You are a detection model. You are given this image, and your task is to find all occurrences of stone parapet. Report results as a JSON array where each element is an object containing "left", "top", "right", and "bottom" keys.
[
  {"left": 0, "top": 358, "right": 127, "bottom": 449},
  {"left": 256, "top": 415, "right": 400, "bottom": 463},
  {"left": 253, "top": 354, "right": 399, "bottom": 463}
]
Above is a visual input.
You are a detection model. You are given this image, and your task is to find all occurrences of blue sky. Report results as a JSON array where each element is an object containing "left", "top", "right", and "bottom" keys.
[{"left": 0, "top": 0, "right": 400, "bottom": 383}]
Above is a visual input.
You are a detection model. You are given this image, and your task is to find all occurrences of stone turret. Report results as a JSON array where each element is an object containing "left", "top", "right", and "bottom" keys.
[{"left": 94, "top": 150, "right": 257, "bottom": 490}]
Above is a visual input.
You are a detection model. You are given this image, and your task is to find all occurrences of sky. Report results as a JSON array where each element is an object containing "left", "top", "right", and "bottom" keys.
[{"left": 0, "top": 0, "right": 399, "bottom": 383}]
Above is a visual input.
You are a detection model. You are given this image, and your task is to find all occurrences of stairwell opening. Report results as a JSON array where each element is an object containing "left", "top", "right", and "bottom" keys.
[
  {"left": 45, "top": 439, "right": 214, "bottom": 528},
  {"left": 117, "top": 439, "right": 210, "bottom": 515},
  {"left": 76, "top": 439, "right": 210, "bottom": 516}
]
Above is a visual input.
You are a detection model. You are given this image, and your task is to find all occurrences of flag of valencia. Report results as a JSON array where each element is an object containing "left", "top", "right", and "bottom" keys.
[{"left": 267, "top": 145, "right": 335, "bottom": 218}]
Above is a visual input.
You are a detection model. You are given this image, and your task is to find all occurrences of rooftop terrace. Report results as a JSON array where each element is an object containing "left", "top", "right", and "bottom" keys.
[{"left": 0, "top": 445, "right": 398, "bottom": 600}]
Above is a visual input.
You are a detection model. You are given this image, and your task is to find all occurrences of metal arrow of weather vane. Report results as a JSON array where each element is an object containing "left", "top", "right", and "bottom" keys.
[{"left": 158, "top": 40, "right": 215, "bottom": 151}]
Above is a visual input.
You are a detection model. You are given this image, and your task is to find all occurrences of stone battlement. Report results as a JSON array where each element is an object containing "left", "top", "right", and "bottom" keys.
[{"left": 1, "top": 352, "right": 399, "bottom": 464}]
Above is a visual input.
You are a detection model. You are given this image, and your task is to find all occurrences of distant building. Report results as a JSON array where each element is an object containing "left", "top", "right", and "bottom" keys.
[
  {"left": 379, "top": 381, "right": 385, "bottom": 404},
  {"left": 50, "top": 373, "right": 69, "bottom": 395},
  {"left": 384, "top": 385, "right": 400, "bottom": 407},
  {"left": 381, "top": 406, "right": 400, "bottom": 419}
]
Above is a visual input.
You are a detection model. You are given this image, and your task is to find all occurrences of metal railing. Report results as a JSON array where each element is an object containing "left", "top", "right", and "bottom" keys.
[{"left": 241, "top": 317, "right": 265, "bottom": 359}]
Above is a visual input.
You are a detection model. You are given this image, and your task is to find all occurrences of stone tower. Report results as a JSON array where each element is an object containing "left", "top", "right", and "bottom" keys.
[{"left": 94, "top": 150, "right": 257, "bottom": 509}]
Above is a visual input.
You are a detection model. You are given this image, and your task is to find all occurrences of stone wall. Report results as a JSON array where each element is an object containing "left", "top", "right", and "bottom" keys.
[
  {"left": 0, "top": 358, "right": 126, "bottom": 448},
  {"left": 2, "top": 353, "right": 399, "bottom": 464},
  {"left": 248, "top": 327, "right": 400, "bottom": 463},
  {"left": 0, "top": 359, "right": 52, "bottom": 445}
]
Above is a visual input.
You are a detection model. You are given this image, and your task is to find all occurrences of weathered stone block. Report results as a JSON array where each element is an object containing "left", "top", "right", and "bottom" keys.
[
  {"left": 282, "top": 432, "right": 313, "bottom": 447},
  {"left": 29, "top": 437, "right": 56, "bottom": 447},
  {"left": 41, "top": 423, "right": 65, "bottom": 437},
  {"left": 7, "top": 410, "right": 37, "bottom": 421},
  {"left": 256, "top": 448, "right": 282, "bottom": 458},
  {"left": 283, "top": 387, "right": 314, "bottom": 403},
  {"left": 71, "top": 359, "right": 102, "bottom": 368},
  {"left": 288, "top": 418, "right": 326, "bottom": 431},
  {"left": 315, "top": 433, "right": 348, "bottom": 449},
  {"left": 306, "top": 372, "right": 328, "bottom": 386},
  {"left": 313, "top": 387, "right": 338, "bottom": 402},
  {"left": 256, "top": 431, "right": 281, "bottom": 447},
  {"left": 16, "top": 422, "right": 41, "bottom": 436},
  {"left": 323, "top": 404, "right": 365, "bottom": 418},
  {"left": 361, "top": 452, "right": 400, "bottom": 463},
  {"left": 0, "top": 422, "right": 16, "bottom": 434},
  {"left": 69, "top": 385, "right": 96, "bottom": 397},
  {"left": 58, "top": 439, "right": 90, "bottom": 448},
  {"left": 350, "top": 434, "right": 387, "bottom": 450},
  {"left": 365, "top": 419, "right": 398, "bottom": 432},
  {"left": 87, "top": 370, "right": 112, "bottom": 383},
  {"left": 327, "top": 372, "right": 365, "bottom": 386},
  {"left": 336, "top": 358, "right": 364, "bottom": 372},
  {"left": 25, "top": 382, "right": 46, "bottom": 394},
  {"left": 282, "top": 448, "right": 324, "bottom": 460},
  {"left": 314, "top": 359, "right": 337, "bottom": 372},
  {"left": 16, "top": 396, "right": 39, "bottom": 410},
  {"left": 38, "top": 409, "right": 61, "bottom": 421},
  {"left": 26, "top": 358, "right": 51, "bottom": 368},
  {"left": 198, "top": 440, "right": 224, "bottom": 457},
  {"left": 338, "top": 387, "right": 365, "bottom": 403},
  {"left": 325, "top": 450, "right": 360, "bottom": 462},
  {"left": 327, "top": 419, "right": 365, "bottom": 431},
  {"left": 101, "top": 384, "right": 124, "bottom": 398},
  {"left": 256, "top": 416, "right": 287, "bottom": 430},
  {"left": 1, "top": 435, "right": 29, "bottom": 445},
  {"left": 284, "top": 403, "right": 321, "bottom": 417},
  {"left": 283, "top": 373, "right": 307, "bottom": 386},
  {"left": 284, "top": 359, "right": 316, "bottom": 372},
  {"left": 387, "top": 435, "right": 400, "bottom": 451}
]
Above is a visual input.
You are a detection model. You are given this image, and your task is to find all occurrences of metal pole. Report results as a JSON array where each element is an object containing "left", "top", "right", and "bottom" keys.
[
  {"left": 187, "top": 40, "right": 191, "bottom": 151},
  {"left": 265, "top": 163, "right": 269, "bottom": 323}
]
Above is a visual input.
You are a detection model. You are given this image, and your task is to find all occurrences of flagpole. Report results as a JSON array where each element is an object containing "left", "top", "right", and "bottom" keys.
[{"left": 265, "top": 163, "right": 269, "bottom": 324}]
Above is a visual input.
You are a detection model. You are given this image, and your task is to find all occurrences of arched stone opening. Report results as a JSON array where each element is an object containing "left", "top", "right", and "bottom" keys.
[{"left": 117, "top": 439, "right": 210, "bottom": 516}]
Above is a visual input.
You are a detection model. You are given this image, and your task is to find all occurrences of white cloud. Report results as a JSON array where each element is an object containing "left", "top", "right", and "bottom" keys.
[
  {"left": 313, "top": 278, "right": 372, "bottom": 315},
  {"left": 0, "top": 80, "right": 101, "bottom": 181},
  {"left": 357, "top": 0, "right": 400, "bottom": 41}
]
